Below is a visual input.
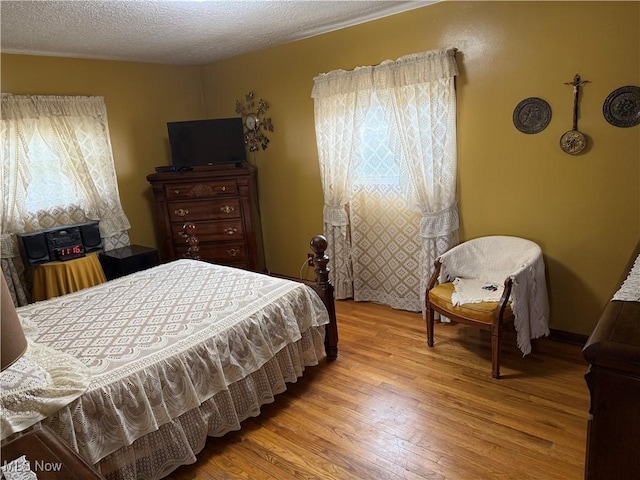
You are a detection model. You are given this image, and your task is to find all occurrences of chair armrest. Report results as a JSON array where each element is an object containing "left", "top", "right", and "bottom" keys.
[
  {"left": 495, "top": 277, "right": 514, "bottom": 321},
  {"left": 427, "top": 259, "right": 442, "bottom": 292}
]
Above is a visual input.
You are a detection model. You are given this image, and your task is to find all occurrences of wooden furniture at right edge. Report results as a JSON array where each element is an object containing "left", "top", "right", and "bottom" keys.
[{"left": 582, "top": 241, "right": 640, "bottom": 480}]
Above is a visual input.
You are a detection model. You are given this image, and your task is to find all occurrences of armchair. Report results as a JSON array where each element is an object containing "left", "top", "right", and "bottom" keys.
[{"left": 425, "top": 236, "right": 549, "bottom": 378}]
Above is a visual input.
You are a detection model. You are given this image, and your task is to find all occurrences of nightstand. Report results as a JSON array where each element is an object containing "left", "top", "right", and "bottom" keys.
[
  {"left": 31, "top": 253, "right": 107, "bottom": 301},
  {"left": 98, "top": 244, "right": 159, "bottom": 280},
  {"left": 1, "top": 424, "right": 105, "bottom": 479}
]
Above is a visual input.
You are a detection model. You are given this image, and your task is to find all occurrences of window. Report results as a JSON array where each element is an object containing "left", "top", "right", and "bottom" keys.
[
  {"left": 1, "top": 95, "right": 130, "bottom": 252},
  {"left": 312, "top": 49, "right": 460, "bottom": 312},
  {"left": 24, "top": 128, "right": 80, "bottom": 212},
  {"left": 352, "top": 95, "right": 400, "bottom": 187}
]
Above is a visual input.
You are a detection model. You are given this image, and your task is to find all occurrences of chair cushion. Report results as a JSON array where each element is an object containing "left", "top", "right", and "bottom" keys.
[{"left": 428, "top": 282, "right": 513, "bottom": 324}]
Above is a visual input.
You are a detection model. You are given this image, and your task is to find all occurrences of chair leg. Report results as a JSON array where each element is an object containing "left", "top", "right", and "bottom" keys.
[
  {"left": 426, "top": 306, "right": 435, "bottom": 347},
  {"left": 491, "top": 322, "right": 502, "bottom": 379}
]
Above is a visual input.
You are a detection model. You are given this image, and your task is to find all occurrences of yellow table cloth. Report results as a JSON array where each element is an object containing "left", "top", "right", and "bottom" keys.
[{"left": 32, "top": 253, "right": 106, "bottom": 301}]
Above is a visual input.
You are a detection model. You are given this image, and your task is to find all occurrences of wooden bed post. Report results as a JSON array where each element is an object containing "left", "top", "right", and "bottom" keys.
[{"left": 310, "top": 235, "right": 338, "bottom": 360}]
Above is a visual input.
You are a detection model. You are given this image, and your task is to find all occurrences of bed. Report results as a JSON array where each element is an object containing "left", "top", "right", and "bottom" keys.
[{"left": 0, "top": 234, "right": 338, "bottom": 480}]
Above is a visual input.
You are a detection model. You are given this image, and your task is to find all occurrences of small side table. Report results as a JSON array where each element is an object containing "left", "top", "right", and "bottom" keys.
[
  {"left": 98, "top": 244, "right": 159, "bottom": 280},
  {"left": 1, "top": 424, "right": 105, "bottom": 479},
  {"left": 31, "top": 253, "right": 106, "bottom": 301}
]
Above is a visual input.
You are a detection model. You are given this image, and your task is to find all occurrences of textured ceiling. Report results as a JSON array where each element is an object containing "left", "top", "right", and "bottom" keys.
[{"left": 1, "top": 1, "right": 434, "bottom": 66}]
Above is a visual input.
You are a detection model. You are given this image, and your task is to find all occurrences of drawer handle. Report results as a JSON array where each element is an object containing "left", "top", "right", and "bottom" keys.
[
  {"left": 174, "top": 189, "right": 180, "bottom": 195},
  {"left": 224, "top": 227, "right": 238, "bottom": 235},
  {"left": 221, "top": 186, "right": 226, "bottom": 192},
  {"left": 174, "top": 208, "right": 189, "bottom": 217},
  {"left": 226, "top": 248, "right": 240, "bottom": 257},
  {"left": 220, "top": 205, "right": 235, "bottom": 214}
]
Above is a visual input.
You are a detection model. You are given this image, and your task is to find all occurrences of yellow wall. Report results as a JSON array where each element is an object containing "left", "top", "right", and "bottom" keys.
[
  {"left": 2, "top": 1, "right": 639, "bottom": 335},
  {"left": 200, "top": 1, "right": 639, "bottom": 335},
  {"left": 1, "top": 54, "right": 205, "bottom": 248}
]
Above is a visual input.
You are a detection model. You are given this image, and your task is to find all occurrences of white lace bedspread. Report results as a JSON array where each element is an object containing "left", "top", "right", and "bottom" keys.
[
  {"left": 12, "top": 260, "right": 329, "bottom": 469},
  {"left": 613, "top": 254, "right": 640, "bottom": 302}
]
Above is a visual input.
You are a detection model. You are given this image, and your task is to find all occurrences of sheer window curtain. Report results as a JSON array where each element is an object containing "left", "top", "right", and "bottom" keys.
[
  {"left": 1, "top": 95, "right": 131, "bottom": 304},
  {"left": 312, "top": 49, "right": 459, "bottom": 312},
  {"left": 312, "top": 75, "right": 373, "bottom": 299}
]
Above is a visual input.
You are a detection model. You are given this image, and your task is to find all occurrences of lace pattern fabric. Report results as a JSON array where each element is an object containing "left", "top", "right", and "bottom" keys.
[
  {"left": 451, "top": 278, "right": 505, "bottom": 305},
  {"left": 0, "top": 343, "right": 91, "bottom": 440},
  {"left": 313, "top": 49, "right": 459, "bottom": 311},
  {"left": 612, "top": 254, "right": 640, "bottom": 302},
  {"left": 439, "top": 236, "right": 550, "bottom": 355},
  {"left": 1, "top": 455, "right": 38, "bottom": 480},
  {"left": 73, "top": 327, "right": 325, "bottom": 480},
  {"left": 12, "top": 260, "right": 329, "bottom": 475}
]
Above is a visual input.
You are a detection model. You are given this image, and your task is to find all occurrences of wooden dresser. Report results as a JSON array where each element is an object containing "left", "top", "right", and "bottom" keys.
[
  {"left": 147, "top": 164, "right": 265, "bottom": 271},
  {"left": 582, "top": 241, "right": 640, "bottom": 480}
]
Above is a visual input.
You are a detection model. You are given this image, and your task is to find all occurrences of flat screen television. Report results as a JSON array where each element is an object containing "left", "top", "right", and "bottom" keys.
[{"left": 167, "top": 117, "right": 247, "bottom": 168}]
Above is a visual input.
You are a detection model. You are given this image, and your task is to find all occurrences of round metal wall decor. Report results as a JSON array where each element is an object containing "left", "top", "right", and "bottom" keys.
[
  {"left": 559, "top": 130, "right": 587, "bottom": 156},
  {"left": 603, "top": 85, "right": 640, "bottom": 127},
  {"left": 512, "top": 97, "right": 552, "bottom": 134},
  {"left": 235, "top": 91, "right": 274, "bottom": 152}
]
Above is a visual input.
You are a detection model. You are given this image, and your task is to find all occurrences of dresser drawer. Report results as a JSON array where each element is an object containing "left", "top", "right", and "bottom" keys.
[
  {"left": 168, "top": 199, "right": 241, "bottom": 222},
  {"left": 147, "top": 165, "right": 265, "bottom": 271},
  {"left": 165, "top": 181, "right": 237, "bottom": 200},
  {"left": 171, "top": 220, "right": 244, "bottom": 243},
  {"left": 175, "top": 242, "right": 247, "bottom": 264}
]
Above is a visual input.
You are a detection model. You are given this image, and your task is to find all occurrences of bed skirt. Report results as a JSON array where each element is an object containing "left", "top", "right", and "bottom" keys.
[{"left": 42, "top": 324, "right": 325, "bottom": 480}]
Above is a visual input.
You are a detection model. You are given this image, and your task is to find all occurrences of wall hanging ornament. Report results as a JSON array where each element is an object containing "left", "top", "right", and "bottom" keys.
[
  {"left": 235, "top": 91, "right": 274, "bottom": 152},
  {"left": 602, "top": 85, "right": 640, "bottom": 127},
  {"left": 512, "top": 97, "right": 552, "bottom": 134},
  {"left": 560, "top": 74, "right": 589, "bottom": 155}
]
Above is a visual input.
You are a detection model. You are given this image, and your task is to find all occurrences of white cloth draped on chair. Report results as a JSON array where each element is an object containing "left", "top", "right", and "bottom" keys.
[
  {"left": 312, "top": 49, "right": 459, "bottom": 312},
  {"left": 1, "top": 95, "right": 131, "bottom": 304},
  {"left": 438, "top": 235, "right": 550, "bottom": 355}
]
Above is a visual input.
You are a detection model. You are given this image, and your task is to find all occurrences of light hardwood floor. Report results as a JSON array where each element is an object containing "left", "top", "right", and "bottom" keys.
[{"left": 166, "top": 300, "right": 590, "bottom": 480}]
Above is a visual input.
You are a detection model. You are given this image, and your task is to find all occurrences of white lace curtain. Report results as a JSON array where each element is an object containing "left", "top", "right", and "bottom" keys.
[
  {"left": 1, "top": 95, "right": 131, "bottom": 304},
  {"left": 312, "top": 48, "right": 459, "bottom": 311}
]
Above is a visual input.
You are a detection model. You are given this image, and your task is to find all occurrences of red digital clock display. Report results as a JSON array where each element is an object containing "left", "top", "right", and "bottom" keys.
[{"left": 56, "top": 244, "right": 86, "bottom": 261}]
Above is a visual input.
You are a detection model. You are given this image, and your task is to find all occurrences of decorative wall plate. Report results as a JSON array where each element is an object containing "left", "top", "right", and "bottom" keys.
[
  {"left": 512, "top": 97, "right": 552, "bottom": 134},
  {"left": 603, "top": 85, "right": 640, "bottom": 127}
]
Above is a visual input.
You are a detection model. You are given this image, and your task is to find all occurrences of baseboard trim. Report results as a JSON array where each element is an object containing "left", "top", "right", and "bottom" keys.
[
  {"left": 549, "top": 328, "right": 589, "bottom": 346},
  {"left": 266, "top": 283, "right": 592, "bottom": 348}
]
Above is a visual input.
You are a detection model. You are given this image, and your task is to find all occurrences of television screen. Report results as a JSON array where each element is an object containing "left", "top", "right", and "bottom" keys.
[{"left": 167, "top": 117, "right": 247, "bottom": 167}]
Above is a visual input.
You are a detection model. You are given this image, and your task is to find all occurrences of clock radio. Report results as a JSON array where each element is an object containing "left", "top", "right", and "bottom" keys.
[{"left": 17, "top": 222, "right": 103, "bottom": 266}]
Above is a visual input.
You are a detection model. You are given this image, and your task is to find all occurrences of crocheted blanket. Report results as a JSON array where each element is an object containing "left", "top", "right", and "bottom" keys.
[
  {"left": 613, "top": 254, "right": 640, "bottom": 302},
  {"left": 439, "top": 236, "right": 550, "bottom": 355}
]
